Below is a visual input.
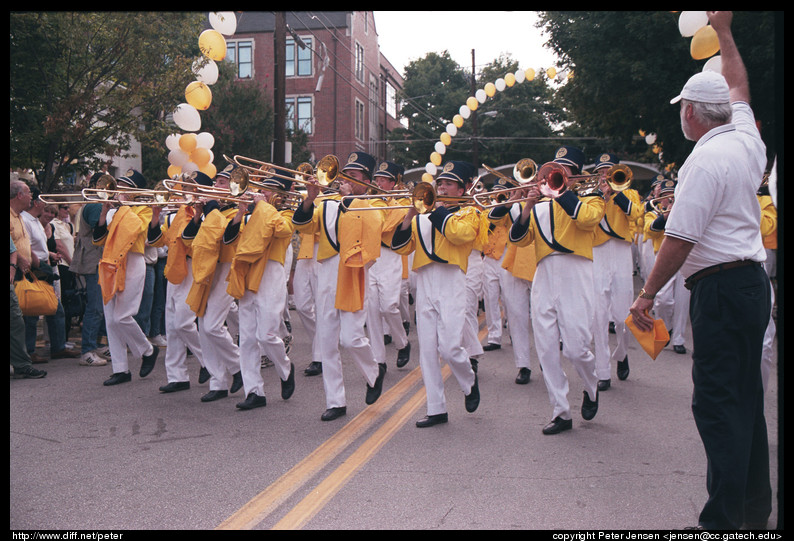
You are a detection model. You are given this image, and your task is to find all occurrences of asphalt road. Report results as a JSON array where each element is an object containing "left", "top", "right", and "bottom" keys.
[{"left": 10, "top": 284, "right": 780, "bottom": 531}]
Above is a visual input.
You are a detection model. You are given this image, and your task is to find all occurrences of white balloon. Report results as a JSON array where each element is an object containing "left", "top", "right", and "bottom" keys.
[
  {"left": 495, "top": 78, "right": 506, "bottom": 91},
  {"left": 434, "top": 141, "right": 446, "bottom": 155},
  {"left": 678, "top": 11, "right": 709, "bottom": 38},
  {"left": 165, "top": 133, "right": 181, "bottom": 151},
  {"left": 425, "top": 163, "right": 437, "bottom": 175},
  {"left": 196, "top": 132, "right": 215, "bottom": 149},
  {"left": 172, "top": 103, "right": 201, "bottom": 132},
  {"left": 192, "top": 57, "right": 219, "bottom": 85},
  {"left": 181, "top": 161, "right": 199, "bottom": 175},
  {"left": 446, "top": 124, "right": 457, "bottom": 136},
  {"left": 168, "top": 149, "right": 189, "bottom": 167},
  {"left": 515, "top": 69, "right": 526, "bottom": 84},
  {"left": 209, "top": 11, "right": 237, "bottom": 36},
  {"left": 702, "top": 55, "right": 722, "bottom": 73},
  {"left": 645, "top": 133, "right": 657, "bottom": 145},
  {"left": 459, "top": 105, "right": 471, "bottom": 119},
  {"left": 475, "top": 89, "right": 487, "bottom": 103}
]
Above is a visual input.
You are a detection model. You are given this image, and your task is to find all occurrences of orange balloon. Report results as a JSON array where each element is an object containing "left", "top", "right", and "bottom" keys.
[
  {"left": 167, "top": 164, "right": 182, "bottom": 178},
  {"left": 185, "top": 81, "right": 212, "bottom": 111},
  {"left": 198, "top": 29, "right": 227, "bottom": 62},
  {"left": 191, "top": 147, "right": 211, "bottom": 166},
  {"left": 179, "top": 133, "right": 197, "bottom": 153},
  {"left": 691, "top": 25, "right": 720, "bottom": 60},
  {"left": 200, "top": 162, "right": 217, "bottom": 178}
]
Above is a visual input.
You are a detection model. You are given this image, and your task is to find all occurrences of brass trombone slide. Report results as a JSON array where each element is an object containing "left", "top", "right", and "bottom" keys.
[{"left": 344, "top": 182, "right": 477, "bottom": 214}]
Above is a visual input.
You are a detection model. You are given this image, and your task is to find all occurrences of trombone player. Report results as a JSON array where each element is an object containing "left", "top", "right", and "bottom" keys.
[
  {"left": 589, "top": 153, "right": 642, "bottom": 391},
  {"left": 508, "top": 146, "right": 604, "bottom": 435}
]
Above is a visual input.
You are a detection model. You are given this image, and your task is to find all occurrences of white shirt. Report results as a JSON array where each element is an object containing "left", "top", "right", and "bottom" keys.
[
  {"left": 664, "top": 101, "right": 767, "bottom": 278},
  {"left": 21, "top": 211, "right": 49, "bottom": 262}
]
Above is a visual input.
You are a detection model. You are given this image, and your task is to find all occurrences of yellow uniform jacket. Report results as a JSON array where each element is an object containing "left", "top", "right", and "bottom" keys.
[
  {"left": 593, "top": 188, "right": 643, "bottom": 246},
  {"left": 488, "top": 203, "right": 536, "bottom": 282},
  {"left": 94, "top": 205, "right": 152, "bottom": 304},
  {"left": 508, "top": 191, "right": 605, "bottom": 263},
  {"left": 758, "top": 194, "right": 777, "bottom": 249},
  {"left": 147, "top": 205, "right": 195, "bottom": 285}
]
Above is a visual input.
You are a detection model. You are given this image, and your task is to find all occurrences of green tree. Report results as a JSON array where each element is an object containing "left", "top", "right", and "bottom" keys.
[
  {"left": 537, "top": 11, "right": 778, "bottom": 171},
  {"left": 10, "top": 12, "right": 205, "bottom": 191}
]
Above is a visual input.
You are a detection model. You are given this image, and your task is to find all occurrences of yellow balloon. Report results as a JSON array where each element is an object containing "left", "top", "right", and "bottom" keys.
[
  {"left": 167, "top": 164, "right": 181, "bottom": 178},
  {"left": 691, "top": 25, "right": 720, "bottom": 60},
  {"left": 421, "top": 173, "right": 434, "bottom": 184},
  {"left": 546, "top": 67, "right": 557, "bottom": 80},
  {"left": 484, "top": 82, "right": 496, "bottom": 97},
  {"left": 199, "top": 29, "right": 227, "bottom": 62},
  {"left": 430, "top": 152, "right": 442, "bottom": 166},
  {"left": 639, "top": 129, "right": 646, "bottom": 136},
  {"left": 452, "top": 115, "right": 464, "bottom": 129},
  {"left": 179, "top": 133, "right": 197, "bottom": 153},
  {"left": 185, "top": 81, "right": 213, "bottom": 111},
  {"left": 440, "top": 132, "right": 452, "bottom": 145},
  {"left": 504, "top": 73, "right": 516, "bottom": 87},
  {"left": 200, "top": 162, "right": 217, "bottom": 178},
  {"left": 525, "top": 68, "right": 535, "bottom": 81},
  {"left": 191, "top": 147, "right": 211, "bottom": 166},
  {"left": 466, "top": 96, "right": 479, "bottom": 111}
]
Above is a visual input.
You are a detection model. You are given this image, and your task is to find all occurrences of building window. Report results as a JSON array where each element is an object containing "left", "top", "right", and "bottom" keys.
[
  {"left": 226, "top": 40, "right": 253, "bottom": 79},
  {"left": 355, "top": 42, "right": 365, "bottom": 84},
  {"left": 355, "top": 99, "right": 365, "bottom": 141},
  {"left": 386, "top": 81, "right": 397, "bottom": 119},
  {"left": 286, "top": 37, "right": 313, "bottom": 77},
  {"left": 286, "top": 96, "right": 313, "bottom": 134}
]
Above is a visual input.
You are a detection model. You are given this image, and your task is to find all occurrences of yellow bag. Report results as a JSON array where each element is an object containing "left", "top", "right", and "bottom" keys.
[{"left": 15, "top": 273, "right": 58, "bottom": 316}]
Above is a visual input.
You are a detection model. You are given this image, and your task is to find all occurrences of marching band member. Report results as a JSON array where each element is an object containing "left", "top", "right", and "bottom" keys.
[
  {"left": 509, "top": 146, "right": 605, "bottom": 435},
  {"left": 294, "top": 226, "right": 322, "bottom": 377},
  {"left": 292, "top": 151, "right": 387, "bottom": 422},
  {"left": 224, "top": 179, "right": 295, "bottom": 410},
  {"left": 366, "top": 161, "right": 412, "bottom": 369},
  {"left": 480, "top": 188, "right": 510, "bottom": 353},
  {"left": 391, "top": 161, "right": 482, "bottom": 428},
  {"left": 486, "top": 195, "right": 536, "bottom": 385},
  {"left": 182, "top": 169, "right": 242, "bottom": 403},
  {"left": 638, "top": 176, "right": 665, "bottom": 282},
  {"left": 590, "top": 154, "right": 643, "bottom": 390},
  {"left": 146, "top": 175, "right": 206, "bottom": 393},
  {"left": 92, "top": 170, "right": 159, "bottom": 386},
  {"left": 757, "top": 184, "right": 776, "bottom": 393},
  {"left": 461, "top": 177, "right": 488, "bottom": 372}
]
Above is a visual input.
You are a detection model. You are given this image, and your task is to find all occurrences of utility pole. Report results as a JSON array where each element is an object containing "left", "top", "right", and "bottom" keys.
[
  {"left": 273, "top": 12, "right": 286, "bottom": 167},
  {"left": 471, "top": 49, "right": 478, "bottom": 168}
]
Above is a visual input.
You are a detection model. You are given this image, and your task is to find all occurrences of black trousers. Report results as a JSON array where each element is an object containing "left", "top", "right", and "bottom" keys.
[{"left": 689, "top": 262, "right": 772, "bottom": 529}]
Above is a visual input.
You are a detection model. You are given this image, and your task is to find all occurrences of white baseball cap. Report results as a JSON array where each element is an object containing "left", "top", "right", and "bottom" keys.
[{"left": 670, "top": 71, "right": 730, "bottom": 104}]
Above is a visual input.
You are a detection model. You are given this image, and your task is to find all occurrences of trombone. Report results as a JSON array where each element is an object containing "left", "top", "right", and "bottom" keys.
[
  {"left": 647, "top": 193, "right": 675, "bottom": 214},
  {"left": 343, "top": 182, "right": 477, "bottom": 214}
]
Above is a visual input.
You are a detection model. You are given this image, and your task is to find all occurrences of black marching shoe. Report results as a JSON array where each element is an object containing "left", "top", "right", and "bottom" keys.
[
  {"left": 617, "top": 356, "right": 630, "bottom": 380},
  {"left": 198, "top": 366, "right": 210, "bottom": 384},
  {"left": 482, "top": 343, "right": 501, "bottom": 351},
  {"left": 383, "top": 334, "right": 392, "bottom": 345},
  {"left": 139, "top": 345, "right": 159, "bottom": 378},
  {"left": 103, "top": 371, "right": 132, "bottom": 386},
  {"left": 465, "top": 373, "right": 480, "bottom": 412},
  {"left": 160, "top": 381, "right": 190, "bottom": 393},
  {"left": 396, "top": 342, "right": 411, "bottom": 368},
  {"left": 542, "top": 416, "right": 572, "bottom": 435},
  {"left": 515, "top": 367, "right": 531, "bottom": 384},
  {"left": 673, "top": 344, "right": 687, "bottom": 354},
  {"left": 366, "top": 363, "right": 387, "bottom": 405},
  {"left": 416, "top": 412, "right": 448, "bottom": 428},
  {"left": 303, "top": 361, "right": 322, "bottom": 376},
  {"left": 581, "top": 390, "right": 599, "bottom": 421},
  {"left": 236, "top": 392, "right": 267, "bottom": 410},
  {"left": 597, "top": 379, "right": 611, "bottom": 391},
  {"left": 201, "top": 390, "right": 228, "bottom": 402},
  {"left": 321, "top": 406, "right": 346, "bottom": 421},
  {"left": 230, "top": 371, "right": 243, "bottom": 394},
  {"left": 281, "top": 363, "right": 295, "bottom": 400}
]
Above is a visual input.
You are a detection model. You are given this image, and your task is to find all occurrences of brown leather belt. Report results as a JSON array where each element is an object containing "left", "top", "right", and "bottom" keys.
[{"left": 684, "top": 260, "right": 760, "bottom": 290}]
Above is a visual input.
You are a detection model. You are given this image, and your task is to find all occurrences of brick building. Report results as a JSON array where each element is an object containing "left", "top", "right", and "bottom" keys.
[{"left": 221, "top": 11, "right": 405, "bottom": 165}]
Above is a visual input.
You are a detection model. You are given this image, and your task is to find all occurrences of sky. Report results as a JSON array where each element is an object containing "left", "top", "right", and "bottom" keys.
[{"left": 372, "top": 11, "right": 560, "bottom": 77}]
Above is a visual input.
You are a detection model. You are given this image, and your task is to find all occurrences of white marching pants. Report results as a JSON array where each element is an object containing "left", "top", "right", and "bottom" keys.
[
  {"left": 163, "top": 263, "right": 204, "bottom": 383},
  {"left": 315, "top": 254, "right": 379, "bottom": 409},
  {"left": 238, "top": 261, "right": 291, "bottom": 397},
  {"left": 654, "top": 270, "right": 689, "bottom": 347},
  {"left": 531, "top": 255, "right": 598, "bottom": 421},
  {"left": 415, "top": 264, "right": 477, "bottom": 416},
  {"left": 462, "top": 251, "right": 484, "bottom": 359},
  {"left": 293, "top": 244, "right": 319, "bottom": 363},
  {"left": 592, "top": 239, "right": 633, "bottom": 380},
  {"left": 367, "top": 248, "right": 408, "bottom": 364},
  {"left": 198, "top": 261, "right": 240, "bottom": 391},
  {"left": 500, "top": 272, "right": 532, "bottom": 370},
  {"left": 103, "top": 252, "right": 153, "bottom": 373},
  {"left": 482, "top": 254, "right": 506, "bottom": 345}
]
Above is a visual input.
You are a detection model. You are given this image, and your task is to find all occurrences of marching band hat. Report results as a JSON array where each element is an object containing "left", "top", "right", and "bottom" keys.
[
  {"left": 650, "top": 174, "right": 667, "bottom": 187},
  {"left": 374, "top": 161, "right": 405, "bottom": 184},
  {"left": 192, "top": 171, "right": 213, "bottom": 186},
  {"left": 117, "top": 169, "right": 147, "bottom": 189},
  {"left": 436, "top": 160, "right": 477, "bottom": 187},
  {"left": 670, "top": 71, "right": 730, "bottom": 105},
  {"left": 658, "top": 179, "right": 677, "bottom": 195},
  {"left": 593, "top": 153, "right": 620, "bottom": 171},
  {"left": 342, "top": 151, "right": 376, "bottom": 180},
  {"left": 552, "top": 146, "right": 585, "bottom": 174},
  {"left": 258, "top": 177, "right": 290, "bottom": 192}
]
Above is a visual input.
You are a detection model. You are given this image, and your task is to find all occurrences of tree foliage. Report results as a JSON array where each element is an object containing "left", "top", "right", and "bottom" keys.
[
  {"left": 10, "top": 12, "right": 205, "bottom": 191},
  {"left": 537, "top": 11, "right": 778, "bottom": 171}
]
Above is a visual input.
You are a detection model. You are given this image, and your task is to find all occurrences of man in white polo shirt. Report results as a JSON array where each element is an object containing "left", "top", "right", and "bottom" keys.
[{"left": 630, "top": 12, "right": 772, "bottom": 530}]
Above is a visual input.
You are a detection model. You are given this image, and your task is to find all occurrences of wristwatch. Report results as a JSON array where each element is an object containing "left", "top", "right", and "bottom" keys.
[{"left": 638, "top": 287, "right": 655, "bottom": 300}]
